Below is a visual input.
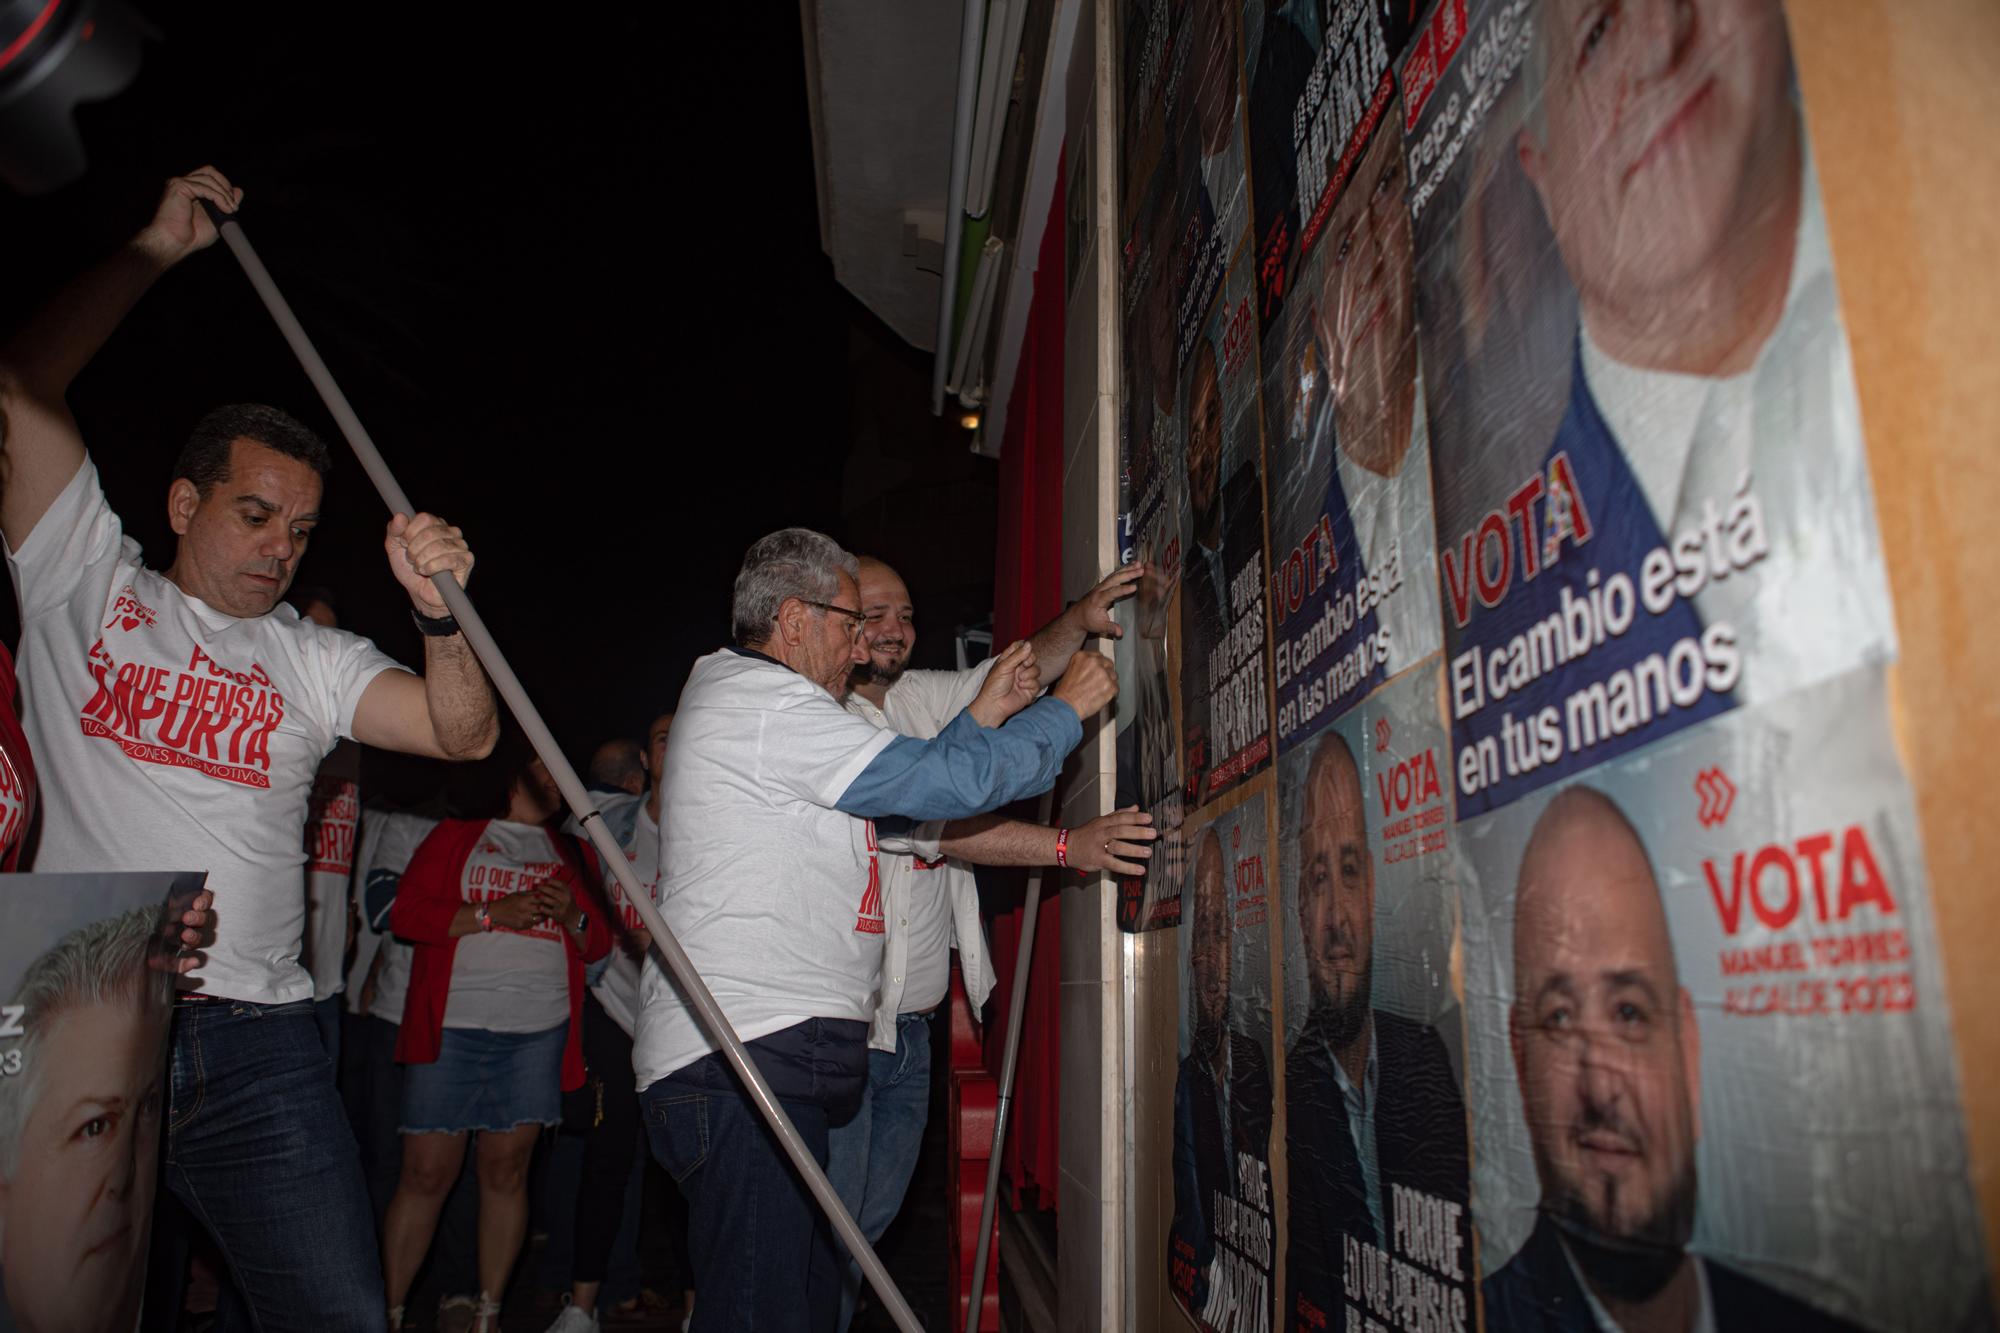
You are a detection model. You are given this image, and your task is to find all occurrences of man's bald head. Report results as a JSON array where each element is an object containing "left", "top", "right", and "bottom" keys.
[
  {"left": 852, "top": 556, "right": 916, "bottom": 690},
  {"left": 588, "top": 738, "right": 646, "bottom": 796},
  {"left": 1297, "top": 731, "right": 1373, "bottom": 1050},
  {"left": 1509, "top": 786, "right": 1700, "bottom": 1271}
]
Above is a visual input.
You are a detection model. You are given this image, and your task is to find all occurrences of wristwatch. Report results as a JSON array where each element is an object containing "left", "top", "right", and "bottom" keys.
[{"left": 475, "top": 903, "right": 493, "bottom": 932}]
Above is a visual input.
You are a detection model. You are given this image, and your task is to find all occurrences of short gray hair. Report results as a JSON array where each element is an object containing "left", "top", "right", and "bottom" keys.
[
  {"left": 731, "top": 527, "right": 858, "bottom": 647},
  {"left": 0, "top": 907, "right": 173, "bottom": 1176}
]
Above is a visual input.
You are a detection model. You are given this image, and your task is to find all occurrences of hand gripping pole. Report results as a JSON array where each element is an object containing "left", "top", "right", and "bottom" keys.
[{"left": 200, "top": 206, "right": 922, "bottom": 1333}]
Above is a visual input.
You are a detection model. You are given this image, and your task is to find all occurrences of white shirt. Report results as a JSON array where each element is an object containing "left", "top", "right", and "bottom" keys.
[
  {"left": 303, "top": 744, "right": 360, "bottom": 1001},
  {"left": 844, "top": 659, "right": 999, "bottom": 1052},
  {"left": 7, "top": 459, "right": 404, "bottom": 1003},
  {"left": 346, "top": 807, "right": 438, "bottom": 1021},
  {"left": 633, "top": 650, "right": 897, "bottom": 1088},
  {"left": 440, "top": 819, "right": 574, "bottom": 1033},
  {"left": 592, "top": 802, "right": 661, "bottom": 1037},
  {"left": 1577, "top": 148, "right": 1896, "bottom": 706},
  {"left": 1326, "top": 1020, "right": 1382, "bottom": 1241}
]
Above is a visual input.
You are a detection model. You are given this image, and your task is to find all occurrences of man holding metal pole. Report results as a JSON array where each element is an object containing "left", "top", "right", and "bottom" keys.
[
  {"left": 0, "top": 166, "right": 498, "bottom": 1331},
  {"left": 633, "top": 529, "right": 1117, "bottom": 1332}
]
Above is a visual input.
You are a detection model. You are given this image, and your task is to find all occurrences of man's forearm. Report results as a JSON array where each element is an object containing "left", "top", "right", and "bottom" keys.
[
  {"left": 422, "top": 633, "right": 499, "bottom": 760},
  {"left": 1027, "top": 603, "right": 1086, "bottom": 684},
  {"left": 936, "top": 814, "right": 1057, "bottom": 866},
  {"left": 835, "top": 696, "right": 1081, "bottom": 822}
]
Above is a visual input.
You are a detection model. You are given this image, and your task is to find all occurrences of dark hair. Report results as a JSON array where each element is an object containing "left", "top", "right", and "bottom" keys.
[
  {"left": 446, "top": 728, "right": 543, "bottom": 822},
  {"left": 289, "top": 584, "right": 338, "bottom": 617},
  {"left": 174, "top": 404, "right": 332, "bottom": 497}
]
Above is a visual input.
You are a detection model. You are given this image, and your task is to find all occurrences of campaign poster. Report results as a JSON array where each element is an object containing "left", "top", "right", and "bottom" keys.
[
  {"left": 1459, "top": 667, "right": 1993, "bottom": 1331},
  {"left": 0, "top": 871, "right": 204, "bottom": 1333},
  {"left": 1406, "top": 0, "right": 1898, "bottom": 820},
  {"left": 1169, "top": 785, "right": 1277, "bottom": 1332},
  {"left": 1241, "top": 0, "right": 1421, "bottom": 336},
  {"left": 1258, "top": 75, "right": 1441, "bottom": 757},
  {"left": 1276, "top": 663, "right": 1471, "bottom": 1333},
  {"left": 1173, "top": 253, "right": 1274, "bottom": 812},
  {"left": 1117, "top": 163, "right": 1190, "bottom": 934}
]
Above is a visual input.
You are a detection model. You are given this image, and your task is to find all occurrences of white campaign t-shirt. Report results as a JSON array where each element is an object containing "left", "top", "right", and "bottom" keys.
[
  {"left": 348, "top": 807, "right": 439, "bottom": 1022},
  {"left": 592, "top": 802, "right": 660, "bottom": 1037},
  {"left": 633, "top": 649, "right": 897, "bottom": 1088},
  {"left": 441, "top": 819, "right": 574, "bottom": 1034},
  {"left": 7, "top": 459, "right": 405, "bottom": 1004},
  {"left": 303, "top": 741, "right": 361, "bottom": 1002}
]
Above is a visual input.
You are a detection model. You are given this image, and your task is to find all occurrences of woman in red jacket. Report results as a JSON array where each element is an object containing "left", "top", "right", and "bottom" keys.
[{"left": 380, "top": 749, "right": 611, "bottom": 1333}]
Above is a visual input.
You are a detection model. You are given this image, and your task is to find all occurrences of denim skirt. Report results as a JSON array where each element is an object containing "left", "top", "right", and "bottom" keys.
[{"left": 400, "top": 1021, "right": 566, "bottom": 1134}]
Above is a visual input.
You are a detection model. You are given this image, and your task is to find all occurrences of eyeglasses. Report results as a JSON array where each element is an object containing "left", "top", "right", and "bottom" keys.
[{"left": 800, "top": 600, "right": 867, "bottom": 640}]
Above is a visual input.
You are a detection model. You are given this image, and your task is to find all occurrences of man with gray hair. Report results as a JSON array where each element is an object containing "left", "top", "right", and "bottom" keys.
[
  {"left": 0, "top": 907, "right": 175, "bottom": 1333},
  {"left": 632, "top": 527, "right": 1116, "bottom": 1331}
]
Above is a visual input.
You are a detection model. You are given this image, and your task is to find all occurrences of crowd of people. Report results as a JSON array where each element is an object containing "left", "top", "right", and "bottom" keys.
[{"left": 0, "top": 167, "right": 1152, "bottom": 1333}]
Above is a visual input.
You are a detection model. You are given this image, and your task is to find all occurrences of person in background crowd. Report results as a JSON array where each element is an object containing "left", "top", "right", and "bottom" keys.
[
  {"left": 382, "top": 746, "right": 611, "bottom": 1332},
  {"left": 635, "top": 528, "right": 1117, "bottom": 1332},
  {"left": 587, "top": 739, "right": 646, "bottom": 801},
  {"left": 0, "top": 165, "right": 495, "bottom": 1331},
  {"left": 1487, "top": 786, "right": 1857, "bottom": 1332},
  {"left": 0, "top": 908, "right": 175, "bottom": 1333},
  {"left": 296, "top": 586, "right": 364, "bottom": 1066},
  {"left": 822, "top": 555, "right": 1152, "bottom": 1330},
  {"left": 546, "top": 711, "right": 688, "bottom": 1332},
  {"left": 344, "top": 798, "right": 485, "bottom": 1333}
]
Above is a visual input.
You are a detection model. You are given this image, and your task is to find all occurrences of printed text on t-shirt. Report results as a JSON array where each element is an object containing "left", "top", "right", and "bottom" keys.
[{"left": 80, "top": 639, "right": 286, "bottom": 788}]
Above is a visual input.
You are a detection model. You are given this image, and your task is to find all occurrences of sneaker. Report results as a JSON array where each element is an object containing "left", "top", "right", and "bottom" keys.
[
  {"left": 544, "top": 1302, "right": 600, "bottom": 1333},
  {"left": 437, "top": 1294, "right": 478, "bottom": 1333}
]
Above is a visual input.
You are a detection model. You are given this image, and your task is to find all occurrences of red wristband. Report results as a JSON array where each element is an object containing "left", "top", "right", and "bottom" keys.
[{"left": 1055, "top": 827, "right": 1070, "bottom": 869}]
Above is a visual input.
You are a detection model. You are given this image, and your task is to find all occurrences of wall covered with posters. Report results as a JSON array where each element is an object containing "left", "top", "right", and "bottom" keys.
[{"left": 1109, "top": 1, "right": 1997, "bottom": 1331}]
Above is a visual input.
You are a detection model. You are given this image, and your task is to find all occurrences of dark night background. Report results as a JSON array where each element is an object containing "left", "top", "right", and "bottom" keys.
[{"left": 2, "top": 2, "right": 999, "bottom": 797}]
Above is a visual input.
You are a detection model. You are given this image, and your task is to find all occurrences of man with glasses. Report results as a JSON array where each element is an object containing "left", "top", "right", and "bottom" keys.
[{"left": 632, "top": 528, "right": 1118, "bottom": 1331}]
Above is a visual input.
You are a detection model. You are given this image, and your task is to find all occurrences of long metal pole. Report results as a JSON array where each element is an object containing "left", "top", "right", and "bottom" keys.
[
  {"left": 202, "top": 210, "right": 922, "bottom": 1333},
  {"left": 964, "top": 788, "right": 1055, "bottom": 1333}
]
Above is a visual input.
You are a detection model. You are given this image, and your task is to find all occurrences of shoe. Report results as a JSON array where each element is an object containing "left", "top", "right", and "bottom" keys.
[
  {"left": 544, "top": 1300, "right": 600, "bottom": 1333},
  {"left": 437, "top": 1294, "right": 478, "bottom": 1333},
  {"left": 473, "top": 1292, "right": 504, "bottom": 1333},
  {"left": 603, "top": 1288, "right": 674, "bottom": 1326}
]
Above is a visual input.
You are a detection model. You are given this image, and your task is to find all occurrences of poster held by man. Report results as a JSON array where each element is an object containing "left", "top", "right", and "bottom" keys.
[{"left": 0, "top": 871, "right": 206, "bottom": 1333}]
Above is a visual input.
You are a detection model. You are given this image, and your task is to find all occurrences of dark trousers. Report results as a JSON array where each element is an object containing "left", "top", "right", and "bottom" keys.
[
  {"left": 641, "top": 1018, "right": 867, "bottom": 1333},
  {"left": 573, "top": 992, "right": 642, "bottom": 1284},
  {"left": 148, "top": 997, "right": 383, "bottom": 1332}
]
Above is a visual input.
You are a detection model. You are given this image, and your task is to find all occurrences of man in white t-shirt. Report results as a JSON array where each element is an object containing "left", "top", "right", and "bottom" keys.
[
  {"left": 634, "top": 528, "right": 1117, "bottom": 1332},
  {"left": 0, "top": 167, "right": 499, "bottom": 1331},
  {"left": 820, "top": 556, "right": 1155, "bottom": 1330}
]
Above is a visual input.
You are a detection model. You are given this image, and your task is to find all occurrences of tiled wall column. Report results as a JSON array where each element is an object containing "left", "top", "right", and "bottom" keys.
[{"left": 1055, "top": 0, "right": 1126, "bottom": 1326}]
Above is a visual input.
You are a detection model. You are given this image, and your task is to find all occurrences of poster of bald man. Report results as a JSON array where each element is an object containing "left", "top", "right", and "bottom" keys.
[
  {"left": 1258, "top": 81, "right": 1442, "bottom": 757},
  {"left": 1276, "top": 661, "right": 1471, "bottom": 1333},
  {"left": 0, "top": 871, "right": 204, "bottom": 1333},
  {"left": 1403, "top": 0, "right": 1898, "bottom": 820},
  {"left": 1169, "top": 789, "right": 1277, "bottom": 1332},
  {"left": 1458, "top": 668, "right": 1992, "bottom": 1331},
  {"left": 1172, "top": 254, "right": 1274, "bottom": 813}
]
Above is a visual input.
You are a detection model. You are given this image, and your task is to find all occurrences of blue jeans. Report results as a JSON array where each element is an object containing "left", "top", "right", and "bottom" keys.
[
  {"left": 641, "top": 1017, "right": 868, "bottom": 1333},
  {"left": 159, "top": 996, "right": 385, "bottom": 1331},
  {"left": 822, "top": 1011, "right": 934, "bottom": 1331}
]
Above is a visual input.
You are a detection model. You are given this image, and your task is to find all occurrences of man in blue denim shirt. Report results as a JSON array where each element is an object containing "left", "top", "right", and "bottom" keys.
[{"left": 632, "top": 528, "right": 1115, "bottom": 1332}]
